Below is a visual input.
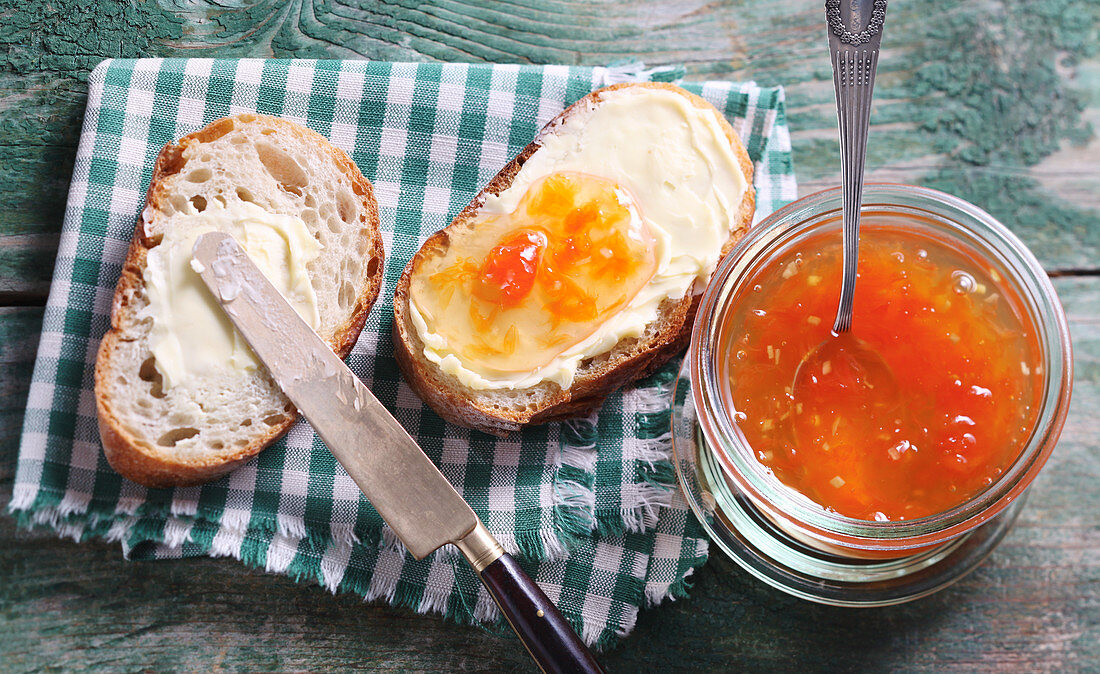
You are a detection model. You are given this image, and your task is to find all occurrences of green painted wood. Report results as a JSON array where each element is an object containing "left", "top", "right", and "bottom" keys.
[
  {"left": 1, "top": 0, "right": 1098, "bottom": 671},
  {"left": 0, "top": 308, "right": 42, "bottom": 481},
  {"left": 1, "top": 277, "right": 1096, "bottom": 670},
  {"left": 0, "top": 0, "right": 1097, "bottom": 300}
]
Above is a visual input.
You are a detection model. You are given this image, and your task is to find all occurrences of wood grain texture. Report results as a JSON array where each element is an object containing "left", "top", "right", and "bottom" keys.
[
  {"left": 1, "top": 277, "right": 1097, "bottom": 671},
  {"left": 0, "top": 308, "right": 42, "bottom": 481},
  {"left": 0, "top": 0, "right": 1097, "bottom": 301},
  {"left": 1, "top": 0, "right": 1098, "bottom": 671}
]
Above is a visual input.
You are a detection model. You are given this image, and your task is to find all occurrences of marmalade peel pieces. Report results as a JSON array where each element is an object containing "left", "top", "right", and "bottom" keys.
[{"left": 411, "top": 172, "right": 658, "bottom": 374}]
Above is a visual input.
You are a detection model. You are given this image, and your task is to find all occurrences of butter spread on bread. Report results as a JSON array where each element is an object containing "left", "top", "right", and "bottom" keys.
[
  {"left": 408, "top": 85, "right": 749, "bottom": 391},
  {"left": 393, "top": 83, "right": 755, "bottom": 434},
  {"left": 145, "top": 200, "right": 322, "bottom": 389},
  {"left": 95, "top": 113, "right": 384, "bottom": 487}
]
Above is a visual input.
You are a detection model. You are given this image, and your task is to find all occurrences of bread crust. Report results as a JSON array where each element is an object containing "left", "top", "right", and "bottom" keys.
[
  {"left": 393, "top": 83, "right": 755, "bottom": 435},
  {"left": 95, "top": 114, "right": 385, "bottom": 487}
]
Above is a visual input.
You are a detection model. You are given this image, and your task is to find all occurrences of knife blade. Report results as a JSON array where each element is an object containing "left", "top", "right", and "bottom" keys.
[
  {"left": 191, "top": 231, "right": 602, "bottom": 674},
  {"left": 192, "top": 230, "right": 474, "bottom": 559}
]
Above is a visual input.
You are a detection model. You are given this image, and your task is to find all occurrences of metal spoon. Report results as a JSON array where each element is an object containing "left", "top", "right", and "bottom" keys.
[
  {"left": 825, "top": 0, "right": 887, "bottom": 331},
  {"left": 792, "top": 1, "right": 890, "bottom": 411}
]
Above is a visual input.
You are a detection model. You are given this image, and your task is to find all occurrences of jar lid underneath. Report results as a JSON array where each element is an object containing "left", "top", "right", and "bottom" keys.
[{"left": 670, "top": 354, "right": 1027, "bottom": 606}]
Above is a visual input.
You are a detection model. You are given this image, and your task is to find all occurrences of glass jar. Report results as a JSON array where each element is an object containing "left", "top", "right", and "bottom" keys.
[{"left": 672, "top": 184, "right": 1072, "bottom": 605}]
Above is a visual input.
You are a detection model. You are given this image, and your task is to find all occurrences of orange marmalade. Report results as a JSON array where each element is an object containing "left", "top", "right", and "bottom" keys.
[
  {"left": 719, "top": 222, "right": 1043, "bottom": 522},
  {"left": 410, "top": 172, "right": 656, "bottom": 374}
]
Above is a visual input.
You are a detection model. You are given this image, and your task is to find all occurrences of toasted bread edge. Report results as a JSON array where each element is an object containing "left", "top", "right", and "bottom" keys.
[
  {"left": 94, "top": 114, "right": 385, "bottom": 487},
  {"left": 393, "top": 83, "right": 756, "bottom": 436}
]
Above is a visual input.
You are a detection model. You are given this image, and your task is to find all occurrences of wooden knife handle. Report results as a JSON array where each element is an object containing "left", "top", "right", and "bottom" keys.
[{"left": 479, "top": 553, "right": 605, "bottom": 674}]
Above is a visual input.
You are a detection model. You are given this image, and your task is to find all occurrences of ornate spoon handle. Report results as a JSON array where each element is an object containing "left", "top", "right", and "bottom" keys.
[{"left": 826, "top": 0, "right": 887, "bottom": 333}]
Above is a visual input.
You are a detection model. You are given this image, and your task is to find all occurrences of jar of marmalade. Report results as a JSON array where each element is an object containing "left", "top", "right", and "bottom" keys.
[{"left": 672, "top": 184, "right": 1072, "bottom": 605}]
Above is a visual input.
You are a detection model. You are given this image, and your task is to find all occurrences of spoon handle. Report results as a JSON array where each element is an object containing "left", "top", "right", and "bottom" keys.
[{"left": 826, "top": 0, "right": 887, "bottom": 333}]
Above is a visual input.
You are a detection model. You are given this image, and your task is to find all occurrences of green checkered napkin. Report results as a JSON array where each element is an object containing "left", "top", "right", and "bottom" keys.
[{"left": 10, "top": 59, "right": 795, "bottom": 648}]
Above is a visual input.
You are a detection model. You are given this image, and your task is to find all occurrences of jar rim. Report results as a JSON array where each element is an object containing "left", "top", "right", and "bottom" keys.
[{"left": 690, "top": 183, "right": 1073, "bottom": 550}]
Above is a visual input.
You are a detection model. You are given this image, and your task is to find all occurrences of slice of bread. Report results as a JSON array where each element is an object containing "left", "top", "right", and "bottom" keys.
[
  {"left": 393, "top": 83, "right": 755, "bottom": 435},
  {"left": 95, "top": 114, "right": 385, "bottom": 487}
]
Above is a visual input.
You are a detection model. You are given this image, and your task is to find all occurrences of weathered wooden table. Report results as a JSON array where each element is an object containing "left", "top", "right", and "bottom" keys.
[{"left": 2, "top": 2, "right": 1097, "bottom": 670}]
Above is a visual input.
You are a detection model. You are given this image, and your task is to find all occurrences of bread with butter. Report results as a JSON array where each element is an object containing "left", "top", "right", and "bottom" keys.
[
  {"left": 393, "top": 83, "right": 755, "bottom": 435},
  {"left": 95, "top": 114, "right": 384, "bottom": 487}
]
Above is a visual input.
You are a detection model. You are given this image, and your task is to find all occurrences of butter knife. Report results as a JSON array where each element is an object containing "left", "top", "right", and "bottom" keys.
[{"left": 192, "top": 231, "right": 603, "bottom": 674}]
